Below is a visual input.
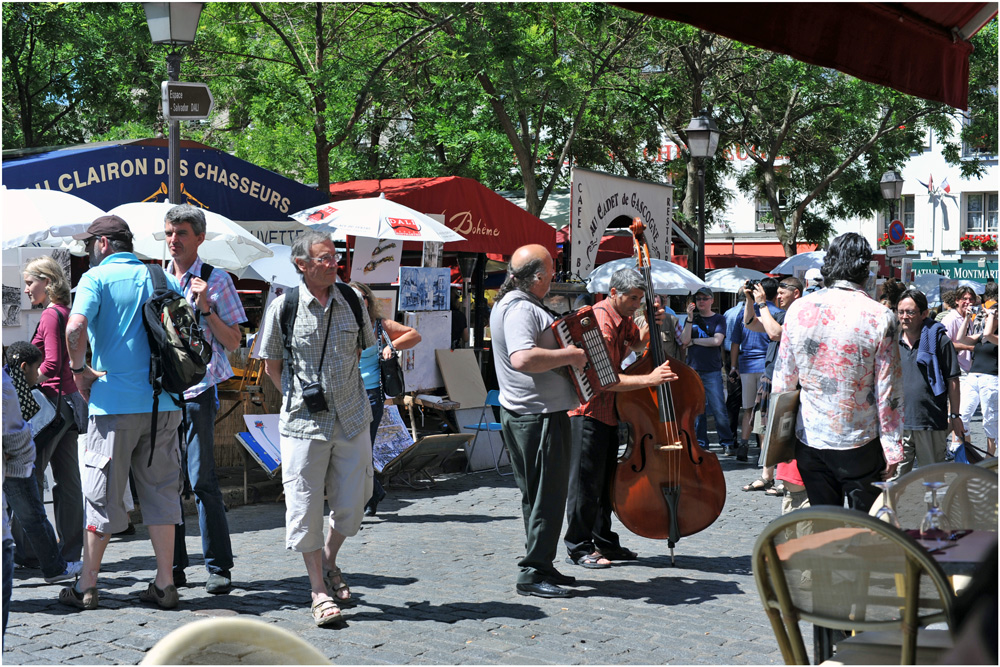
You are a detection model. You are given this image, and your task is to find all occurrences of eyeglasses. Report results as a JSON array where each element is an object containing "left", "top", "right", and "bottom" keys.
[
  {"left": 695, "top": 295, "right": 712, "bottom": 301},
  {"left": 309, "top": 253, "right": 341, "bottom": 265},
  {"left": 896, "top": 309, "right": 920, "bottom": 317}
]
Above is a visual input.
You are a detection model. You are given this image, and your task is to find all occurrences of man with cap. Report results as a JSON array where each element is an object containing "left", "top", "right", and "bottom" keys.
[
  {"left": 60, "top": 216, "right": 185, "bottom": 611},
  {"left": 681, "top": 286, "right": 735, "bottom": 452},
  {"left": 803, "top": 268, "right": 823, "bottom": 294}
]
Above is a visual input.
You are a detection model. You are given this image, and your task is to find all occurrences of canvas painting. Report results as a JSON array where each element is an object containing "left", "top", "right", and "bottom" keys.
[
  {"left": 372, "top": 289, "right": 397, "bottom": 322},
  {"left": 402, "top": 310, "right": 451, "bottom": 392},
  {"left": 350, "top": 236, "right": 402, "bottom": 284},
  {"left": 242, "top": 413, "right": 282, "bottom": 468},
  {"left": 399, "top": 267, "right": 450, "bottom": 311},
  {"left": 372, "top": 405, "right": 413, "bottom": 472}
]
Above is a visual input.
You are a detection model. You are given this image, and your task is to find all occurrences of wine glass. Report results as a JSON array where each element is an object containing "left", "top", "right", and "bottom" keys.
[
  {"left": 919, "top": 481, "right": 952, "bottom": 549},
  {"left": 870, "top": 480, "right": 900, "bottom": 529}
]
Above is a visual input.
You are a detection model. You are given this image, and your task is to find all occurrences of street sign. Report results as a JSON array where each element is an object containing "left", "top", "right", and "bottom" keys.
[
  {"left": 885, "top": 243, "right": 908, "bottom": 258},
  {"left": 888, "top": 219, "right": 906, "bottom": 244},
  {"left": 161, "top": 82, "right": 214, "bottom": 120}
]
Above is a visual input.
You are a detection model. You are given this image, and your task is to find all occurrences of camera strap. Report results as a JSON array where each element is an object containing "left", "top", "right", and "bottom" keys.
[{"left": 280, "top": 287, "right": 335, "bottom": 412}]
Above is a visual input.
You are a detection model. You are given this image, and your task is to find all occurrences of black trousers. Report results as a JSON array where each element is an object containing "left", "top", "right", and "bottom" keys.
[
  {"left": 795, "top": 437, "right": 886, "bottom": 512},
  {"left": 563, "top": 415, "right": 623, "bottom": 559},
  {"left": 500, "top": 408, "right": 571, "bottom": 585}
]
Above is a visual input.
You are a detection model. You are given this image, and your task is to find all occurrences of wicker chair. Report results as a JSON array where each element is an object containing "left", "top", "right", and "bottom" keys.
[
  {"left": 141, "top": 617, "right": 329, "bottom": 664},
  {"left": 752, "top": 506, "right": 955, "bottom": 665},
  {"left": 878, "top": 463, "right": 998, "bottom": 532}
]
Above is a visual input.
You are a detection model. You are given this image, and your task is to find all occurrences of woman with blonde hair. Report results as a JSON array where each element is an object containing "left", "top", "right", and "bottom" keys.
[
  {"left": 19, "top": 255, "right": 85, "bottom": 569},
  {"left": 349, "top": 281, "right": 421, "bottom": 518}
]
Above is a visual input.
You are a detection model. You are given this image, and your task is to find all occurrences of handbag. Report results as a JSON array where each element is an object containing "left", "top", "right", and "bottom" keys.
[
  {"left": 378, "top": 320, "right": 406, "bottom": 397},
  {"left": 28, "top": 308, "right": 74, "bottom": 449}
]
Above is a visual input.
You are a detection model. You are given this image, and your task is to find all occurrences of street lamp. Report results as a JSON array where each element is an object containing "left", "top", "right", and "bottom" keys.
[
  {"left": 144, "top": 2, "right": 205, "bottom": 205},
  {"left": 685, "top": 112, "right": 721, "bottom": 279}
]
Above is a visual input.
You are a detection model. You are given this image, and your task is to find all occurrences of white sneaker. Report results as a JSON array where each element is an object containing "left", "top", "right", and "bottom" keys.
[{"left": 44, "top": 560, "right": 83, "bottom": 584}]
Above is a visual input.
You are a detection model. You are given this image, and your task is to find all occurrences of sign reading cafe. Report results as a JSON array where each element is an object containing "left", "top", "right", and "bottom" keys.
[{"left": 569, "top": 167, "right": 673, "bottom": 277}]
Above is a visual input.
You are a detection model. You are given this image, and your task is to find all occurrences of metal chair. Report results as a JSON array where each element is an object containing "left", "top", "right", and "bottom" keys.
[
  {"left": 462, "top": 389, "right": 512, "bottom": 476},
  {"left": 976, "top": 456, "right": 998, "bottom": 471},
  {"left": 883, "top": 462, "right": 998, "bottom": 532},
  {"left": 752, "top": 506, "right": 955, "bottom": 665}
]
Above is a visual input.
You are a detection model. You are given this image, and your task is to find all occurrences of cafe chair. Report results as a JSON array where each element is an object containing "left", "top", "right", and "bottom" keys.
[
  {"left": 463, "top": 389, "right": 512, "bottom": 476},
  {"left": 141, "top": 617, "right": 330, "bottom": 664},
  {"left": 976, "top": 456, "right": 998, "bottom": 471},
  {"left": 752, "top": 506, "right": 955, "bottom": 665},
  {"left": 882, "top": 463, "right": 998, "bottom": 533}
]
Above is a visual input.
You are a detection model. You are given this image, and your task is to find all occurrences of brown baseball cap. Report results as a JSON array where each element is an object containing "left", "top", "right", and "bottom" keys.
[{"left": 73, "top": 215, "right": 133, "bottom": 241}]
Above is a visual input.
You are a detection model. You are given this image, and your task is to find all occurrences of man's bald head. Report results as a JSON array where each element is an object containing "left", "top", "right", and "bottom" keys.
[
  {"left": 509, "top": 244, "right": 552, "bottom": 273},
  {"left": 498, "top": 244, "right": 554, "bottom": 301}
]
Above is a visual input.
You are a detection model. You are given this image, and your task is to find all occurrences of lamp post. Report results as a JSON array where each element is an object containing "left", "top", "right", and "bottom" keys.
[
  {"left": 880, "top": 170, "right": 905, "bottom": 278},
  {"left": 685, "top": 112, "right": 721, "bottom": 279},
  {"left": 144, "top": 2, "right": 205, "bottom": 205}
]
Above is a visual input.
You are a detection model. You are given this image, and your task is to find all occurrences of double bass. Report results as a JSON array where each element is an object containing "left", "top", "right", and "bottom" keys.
[{"left": 612, "top": 218, "right": 726, "bottom": 563}]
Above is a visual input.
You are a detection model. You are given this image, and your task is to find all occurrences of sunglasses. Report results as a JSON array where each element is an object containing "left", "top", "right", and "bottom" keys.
[
  {"left": 778, "top": 283, "right": 798, "bottom": 290},
  {"left": 695, "top": 295, "right": 712, "bottom": 301}
]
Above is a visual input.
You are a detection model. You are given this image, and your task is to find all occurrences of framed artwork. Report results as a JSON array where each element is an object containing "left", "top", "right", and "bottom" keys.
[
  {"left": 398, "top": 266, "right": 450, "bottom": 311},
  {"left": 372, "top": 289, "right": 397, "bottom": 322},
  {"left": 350, "top": 236, "right": 401, "bottom": 284}
]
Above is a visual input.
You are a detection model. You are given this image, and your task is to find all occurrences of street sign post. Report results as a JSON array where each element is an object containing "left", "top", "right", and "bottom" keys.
[
  {"left": 887, "top": 219, "right": 906, "bottom": 244},
  {"left": 161, "top": 82, "right": 214, "bottom": 120},
  {"left": 885, "top": 243, "right": 908, "bottom": 258}
]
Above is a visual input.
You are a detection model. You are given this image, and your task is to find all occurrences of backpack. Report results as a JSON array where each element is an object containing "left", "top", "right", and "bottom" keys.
[
  {"left": 141, "top": 263, "right": 213, "bottom": 464},
  {"left": 278, "top": 283, "right": 365, "bottom": 409}
]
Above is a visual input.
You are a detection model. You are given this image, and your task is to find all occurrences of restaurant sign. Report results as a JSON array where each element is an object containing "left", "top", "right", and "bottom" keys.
[{"left": 910, "top": 259, "right": 997, "bottom": 284}]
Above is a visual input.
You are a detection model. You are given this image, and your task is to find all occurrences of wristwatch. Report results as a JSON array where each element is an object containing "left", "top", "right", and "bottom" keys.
[
  {"left": 200, "top": 307, "right": 212, "bottom": 317},
  {"left": 949, "top": 413, "right": 961, "bottom": 419},
  {"left": 71, "top": 365, "right": 86, "bottom": 374}
]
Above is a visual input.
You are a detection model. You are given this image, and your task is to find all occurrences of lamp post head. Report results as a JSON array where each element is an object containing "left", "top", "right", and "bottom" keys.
[
  {"left": 144, "top": 2, "right": 204, "bottom": 45},
  {"left": 879, "top": 170, "right": 905, "bottom": 200},
  {"left": 685, "top": 112, "right": 721, "bottom": 160}
]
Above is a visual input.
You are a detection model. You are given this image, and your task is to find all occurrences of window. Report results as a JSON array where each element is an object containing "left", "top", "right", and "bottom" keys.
[
  {"left": 901, "top": 195, "right": 915, "bottom": 233},
  {"left": 961, "top": 112, "right": 997, "bottom": 159},
  {"left": 755, "top": 190, "right": 787, "bottom": 232},
  {"left": 966, "top": 193, "right": 999, "bottom": 234}
]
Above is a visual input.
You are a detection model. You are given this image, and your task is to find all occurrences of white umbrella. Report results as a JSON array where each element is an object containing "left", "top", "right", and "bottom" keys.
[
  {"left": 237, "top": 244, "right": 299, "bottom": 286},
  {"left": 291, "top": 193, "right": 465, "bottom": 243},
  {"left": 586, "top": 257, "right": 707, "bottom": 295},
  {"left": 107, "top": 202, "right": 273, "bottom": 272},
  {"left": 912, "top": 272, "right": 948, "bottom": 307},
  {"left": 2, "top": 186, "right": 106, "bottom": 249},
  {"left": 705, "top": 267, "right": 770, "bottom": 292},
  {"left": 771, "top": 251, "right": 826, "bottom": 274}
]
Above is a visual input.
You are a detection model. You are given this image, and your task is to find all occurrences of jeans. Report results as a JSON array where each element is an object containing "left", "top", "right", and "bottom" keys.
[
  {"left": 3, "top": 537, "right": 14, "bottom": 639},
  {"left": 366, "top": 387, "right": 386, "bottom": 508},
  {"left": 3, "top": 476, "right": 67, "bottom": 579},
  {"left": 174, "top": 386, "right": 233, "bottom": 576},
  {"left": 695, "top": 370, "right": 735, "bottom": 449}
]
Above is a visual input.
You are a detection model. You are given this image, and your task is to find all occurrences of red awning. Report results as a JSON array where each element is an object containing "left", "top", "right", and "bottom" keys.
[
  {"left": 626, "top": 2, "right": 997, "bottom": 110},
  {"left": 328, "top": 176, "right": 556, "bottom": 257}
]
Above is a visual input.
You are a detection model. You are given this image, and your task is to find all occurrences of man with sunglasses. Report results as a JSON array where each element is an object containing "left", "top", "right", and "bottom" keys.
[{"left": 682, "top": 286, "right": 735, "bottom": 453}]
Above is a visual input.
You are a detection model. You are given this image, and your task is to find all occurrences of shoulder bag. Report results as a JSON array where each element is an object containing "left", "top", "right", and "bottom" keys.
[{"left": 378, "top": 320, "right": 406, "bottom": 397}]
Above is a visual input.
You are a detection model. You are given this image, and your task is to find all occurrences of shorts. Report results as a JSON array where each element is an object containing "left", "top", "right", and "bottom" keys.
[
  {"left": 741, "top": 372, "right": 763, "bottom": 409},
  {"left": 82, "top": 411, "right": 183, "bottom": 534},
  {"left": 281, "top": 420, "right": 373, "bottom": 552}
]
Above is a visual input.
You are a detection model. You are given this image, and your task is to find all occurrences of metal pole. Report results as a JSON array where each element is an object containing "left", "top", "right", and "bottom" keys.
[
  {"left": 696, "top": 160, "right": 706, "bottom": 279},
  {"left": 167, "top": 51, "right": 182, "bottom": 204},
  {"left": 889, "top": 200, "right": 897, "bottom": 279}
]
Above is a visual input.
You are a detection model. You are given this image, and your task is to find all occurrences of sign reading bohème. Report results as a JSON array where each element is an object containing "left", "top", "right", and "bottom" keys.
[{"left": 161, "top": 82, "right": 214, "bottom": 120}]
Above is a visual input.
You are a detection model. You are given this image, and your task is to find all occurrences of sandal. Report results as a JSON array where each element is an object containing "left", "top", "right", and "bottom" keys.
[
  {"left": 58, "top": 584, "right": 99, "bottom": 610},
  {"left": 566, "top": 552, "right": 612, "bottom": 569},
  {"left": 311, "top": 597, "right": 342, "bottom": 627},
  {"left": 765, "top": 485, "right": 785, "bottom": 497},
  {"left": 324, "top": 567, "right": 355, "bottom": 607},
  {"left": 598, "top": 546, "right": 638, "bottom": 561},
  {"left": 742, "top": 477, "right": 774, "bottom": 492}
]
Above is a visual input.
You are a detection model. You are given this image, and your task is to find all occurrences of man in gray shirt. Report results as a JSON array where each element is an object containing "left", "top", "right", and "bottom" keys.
[{"left": 491, "top": 244, "right": 587, "bottom": 598}]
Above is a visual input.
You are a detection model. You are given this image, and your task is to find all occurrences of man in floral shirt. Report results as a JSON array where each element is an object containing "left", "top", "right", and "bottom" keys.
[{"left": 772, "top": 233, "right": 903, "bottom": 511}]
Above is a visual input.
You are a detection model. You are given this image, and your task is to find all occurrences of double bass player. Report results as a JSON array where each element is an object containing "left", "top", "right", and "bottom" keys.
[{"left": 564, "top": 268, "right": 677, "bottom": 569}]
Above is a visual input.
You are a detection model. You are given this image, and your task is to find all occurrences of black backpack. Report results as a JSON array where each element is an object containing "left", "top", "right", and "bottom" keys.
[
  {"left": 278, "top": 283, "right": 365, "bottom": 408},
  {"left": 141, "top": 263, "right": 214, "bottom": 464}
]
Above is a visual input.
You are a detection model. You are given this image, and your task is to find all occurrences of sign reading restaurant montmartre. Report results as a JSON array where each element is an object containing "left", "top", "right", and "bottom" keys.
[{"left": 161, "top": 82, "right": 214, "bottom": 120}]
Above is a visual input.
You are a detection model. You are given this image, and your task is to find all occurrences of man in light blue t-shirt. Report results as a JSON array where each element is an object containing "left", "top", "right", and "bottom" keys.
[{"left": 62, "top": 216, "right": 184, "bottom": 612}]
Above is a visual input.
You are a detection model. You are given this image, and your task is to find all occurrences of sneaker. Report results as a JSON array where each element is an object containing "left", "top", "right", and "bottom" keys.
[
  {"left": 139, "top": 582, "right": 179, "bottom": 609},
  {"left": 735, "top": 444, "right": 749, "bottom": 462},
  {"left": 205, "top": 573, "right": 232, "bottom": 594},
  {"left": 44, "top": 560, "right": 83, "bottom": 584}
]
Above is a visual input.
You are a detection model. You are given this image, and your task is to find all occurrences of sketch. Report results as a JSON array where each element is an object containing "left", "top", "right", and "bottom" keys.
[
  {"left": 3, "top": 284, "right": 20, "bottom": 327},
  {"left": 350, "top": 236, "right": 400, "bottom": 284},
  {"left": 422, "top": 241, "right": 443, "bottom": 267},
  {"left": 402, "top": 310, "right": 450, "bottom": 392},
  {"left": 399, "top": 267, "right": 450, "bottom": 311},
  {"left": 372, "top": 405, "right": 413, "bottom": 472}
]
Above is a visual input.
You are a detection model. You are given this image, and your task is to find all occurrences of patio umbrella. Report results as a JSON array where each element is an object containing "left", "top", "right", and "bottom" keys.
[
  {"left": 291, "top": 193, "right": 465, "bottom": 243},
  {"left": 237, "top": 244, "right": 300, "bottom": 287},
  {"left": 771, "top": 251, "right": 826, "bottom": 274},
  {"left": 107, "top": 202, "right": 273, "bottom": 272},
  {"left": 704, "top": 267, "right": 770, "bottom": 293},
  {"left": 2, "top": 187, "right": 105, "bottom": 250},
  {"left": 586, "top": 257, "right": 707, "bottom": 295}
]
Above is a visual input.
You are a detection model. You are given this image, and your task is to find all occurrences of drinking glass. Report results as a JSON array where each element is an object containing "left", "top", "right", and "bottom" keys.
[
  {"left": 870, "top": 480, "right": 900, "bottom": 529},
  {"left": 919, "top": 481, "right": 952, "bottom": 549}
]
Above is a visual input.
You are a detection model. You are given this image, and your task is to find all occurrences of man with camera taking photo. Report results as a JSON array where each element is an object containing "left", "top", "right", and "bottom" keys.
[
  {"left": 259, "top": 231, "right": 376, "bottom": 627},
  {"left": 682, "top": 286, "right": 735, "bottom": 452}
]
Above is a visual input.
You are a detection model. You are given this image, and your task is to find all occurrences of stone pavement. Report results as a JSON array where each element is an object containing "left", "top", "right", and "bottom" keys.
[{"left": 3, "top": 415, "right": 986, "bottom": 665}]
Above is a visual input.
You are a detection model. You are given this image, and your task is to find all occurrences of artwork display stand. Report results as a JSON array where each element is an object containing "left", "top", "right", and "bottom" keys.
[{"left": 380, "top": 433, "right": 474, "bottom": 488}]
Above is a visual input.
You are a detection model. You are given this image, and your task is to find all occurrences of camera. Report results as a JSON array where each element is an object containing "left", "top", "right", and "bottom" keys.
[
  {"left": 744, "top": 279, "right": 761, "bottom": 290},
  {"left": 970, "top": 305, "right": 983, "bottom": 316},
  {"left": 301, "top": 381, "right": 329, "bottom": 414}
]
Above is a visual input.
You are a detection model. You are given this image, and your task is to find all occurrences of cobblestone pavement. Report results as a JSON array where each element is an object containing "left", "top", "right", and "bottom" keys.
[{"left": 3, "top": 416, "right": 985, "bottom": 665}]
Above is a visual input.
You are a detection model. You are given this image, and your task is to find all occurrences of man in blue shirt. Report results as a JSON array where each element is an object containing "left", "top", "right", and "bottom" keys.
[
  {"left": 723, "top": 292, "right": 746, "bottom": 443},
  {"left": 682, "top": 287, "right": 734, "bottom": 451},
  {"left": 731, "top": 278, "right": 782, "bottom": 457},
  {"left": 62, "top": 216, "right": 184, "bottom": 612}
]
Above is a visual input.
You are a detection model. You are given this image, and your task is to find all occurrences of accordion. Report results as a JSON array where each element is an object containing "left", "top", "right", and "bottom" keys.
[{"left": 551, "top": 306, "right": 621, "bottom": 403}]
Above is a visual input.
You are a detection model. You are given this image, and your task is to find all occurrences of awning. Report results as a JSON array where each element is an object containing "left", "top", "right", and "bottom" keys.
[
  {"left": 626, "top": 2, "right": 997, "bottom": 110},
  {"left": 329, "top": 176, "right": 556, "bottom": 257},
  {"left": 1, "top": 139, "right": 328, "bottom": 222}
]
